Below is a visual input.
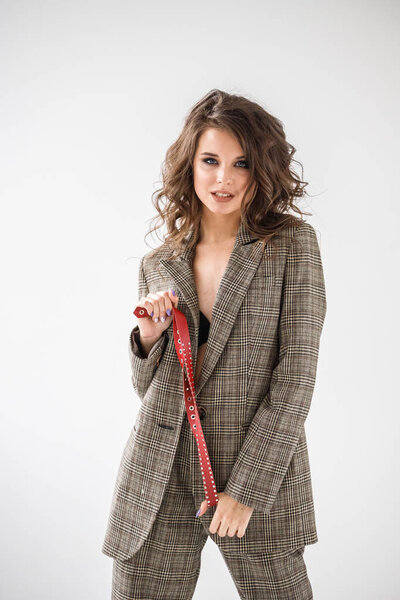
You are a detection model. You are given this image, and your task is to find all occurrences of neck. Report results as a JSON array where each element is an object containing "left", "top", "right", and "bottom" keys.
[{"left": 199, "top": 213, "right": 241, "bottom": 245}]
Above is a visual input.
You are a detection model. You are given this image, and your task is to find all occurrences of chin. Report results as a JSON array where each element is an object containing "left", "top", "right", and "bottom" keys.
[
  {"left": 206, "top": 204, "right": 240, "bottom": 215},
  {"left": 199, "top": 197, "right": 243, "bottom": 212}
]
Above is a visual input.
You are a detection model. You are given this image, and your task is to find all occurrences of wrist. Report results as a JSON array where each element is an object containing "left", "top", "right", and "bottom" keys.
[{"left": 138, "top": 332, "right": 162, "bottom": 358}]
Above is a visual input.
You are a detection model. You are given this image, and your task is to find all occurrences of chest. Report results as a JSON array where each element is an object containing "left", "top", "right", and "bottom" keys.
[{"left": 192, "top": 240, "right": 235, "bottom": 322}]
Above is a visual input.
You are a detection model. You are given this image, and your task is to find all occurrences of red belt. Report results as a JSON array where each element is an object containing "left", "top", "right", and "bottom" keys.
[{"left": 133, "top": 305, "right": 219, "bottom": 508}]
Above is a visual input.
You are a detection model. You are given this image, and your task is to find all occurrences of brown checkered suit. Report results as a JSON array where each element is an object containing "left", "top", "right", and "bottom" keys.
[{"left": 102, "top": 219, "right": 327, "bottom": 598}]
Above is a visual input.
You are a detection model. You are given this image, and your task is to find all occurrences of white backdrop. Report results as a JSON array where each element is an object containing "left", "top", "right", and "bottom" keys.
[{"left": 1, "top": 1, "right": 399, "bottom": 598}]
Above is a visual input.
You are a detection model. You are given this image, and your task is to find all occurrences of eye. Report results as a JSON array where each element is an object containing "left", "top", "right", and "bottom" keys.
[
  {"left": 236, "top": 160, "right": 249, "bottom": 169},
  {"left": 202, "top": 158, "right": 249, "bottom": 168}
]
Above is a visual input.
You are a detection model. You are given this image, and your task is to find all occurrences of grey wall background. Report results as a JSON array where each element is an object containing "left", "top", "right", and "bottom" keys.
[{"left": 1, "top": 1, "right": 399, "bottom": 598}]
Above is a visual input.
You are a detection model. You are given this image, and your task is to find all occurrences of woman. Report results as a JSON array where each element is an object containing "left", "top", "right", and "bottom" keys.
[{"left": 102, "top": 89, "right": 327, "bottom": 599}]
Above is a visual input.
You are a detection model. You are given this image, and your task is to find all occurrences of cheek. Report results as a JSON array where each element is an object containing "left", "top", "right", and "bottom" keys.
[
  {"left": 193, "top": 166, "right": 212, "bottom": 190},
  {"left": 238, "top": 176, "right": 250, "bottom": 196}
]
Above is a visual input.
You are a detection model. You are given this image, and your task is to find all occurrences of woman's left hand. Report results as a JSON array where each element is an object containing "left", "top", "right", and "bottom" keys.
[{"left": 196, "top": 491, "right": 254, "bottom": 538}]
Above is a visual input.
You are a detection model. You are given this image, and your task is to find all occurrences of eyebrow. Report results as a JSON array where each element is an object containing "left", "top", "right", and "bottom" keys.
[{"left": 200, "top": 152, "right": 246, "bottom": 159}]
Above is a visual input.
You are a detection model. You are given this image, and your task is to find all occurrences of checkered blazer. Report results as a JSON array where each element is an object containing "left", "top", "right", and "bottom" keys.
[{"left": 102, "top": 219, "right": 327, "bottom": 562}]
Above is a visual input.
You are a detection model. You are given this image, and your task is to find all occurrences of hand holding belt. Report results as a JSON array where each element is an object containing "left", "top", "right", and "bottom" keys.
[{"left": 133, "top": 305, "right": 219, "bottom": 508}]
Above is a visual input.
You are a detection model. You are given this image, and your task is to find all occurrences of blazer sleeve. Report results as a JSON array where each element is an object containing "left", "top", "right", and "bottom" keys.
[
  {"left": 223, "top": 222, "right": 327, "bottom": 512},
  {"left": 129, "top": 255, "right": 169, "bottom": 401}
]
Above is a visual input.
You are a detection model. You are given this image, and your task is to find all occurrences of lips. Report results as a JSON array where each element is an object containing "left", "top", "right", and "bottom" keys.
[
  {"left": 211, "top": 192, "right": 235, "bottom": 199},
  {"left": 211, "top": 190, "right": 234, "bottom": 196},
  {"left": 211, "top": 192, "right": 234, "bottom": 203}
]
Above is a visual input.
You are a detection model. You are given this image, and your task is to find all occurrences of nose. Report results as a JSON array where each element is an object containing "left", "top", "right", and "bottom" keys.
[{"left": 216, "top": 166, "right": 232, "bottom": 185}]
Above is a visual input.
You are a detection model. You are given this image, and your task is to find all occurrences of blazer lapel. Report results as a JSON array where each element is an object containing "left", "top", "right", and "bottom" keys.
[
  {"left": 159, "top": 221, "right": 266, "bottom": 397},
  {"left": 158, "top": 228, "right": 201, "bottom": 363}
]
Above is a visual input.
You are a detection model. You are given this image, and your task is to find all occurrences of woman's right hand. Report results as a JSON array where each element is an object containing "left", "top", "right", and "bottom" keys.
[{"left": 134, "top": 288, "right": 179, "bottom": 341}]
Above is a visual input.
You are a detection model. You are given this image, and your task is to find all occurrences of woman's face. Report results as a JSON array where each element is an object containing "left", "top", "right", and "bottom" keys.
[{"left": 192, "top": 127, "right": 256, "bottom": 217}]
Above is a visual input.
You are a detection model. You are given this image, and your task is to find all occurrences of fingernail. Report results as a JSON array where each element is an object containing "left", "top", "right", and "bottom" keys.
[
  {"left": 150, "top": 311, "right": 154, "bottom": 317},
  {"left": 154, "top": 317, "right": 158, "bottom": 323},
  {"left": 160, "top": 316, "right": 165, "bottom": 323},
  {"left": 171, "top": 289, "right": 176, "bottom": 296},
  {"left": 166, "top": 308, "right": 171, "bottom": 316},
  {"left": 196, "top": 509, "right": 201, "bottom": 517}
]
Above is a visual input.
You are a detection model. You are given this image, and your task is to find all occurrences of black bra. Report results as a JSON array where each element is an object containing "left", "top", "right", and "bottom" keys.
[{"left": 198, "top": 310, "right": 210, "bottom": 347}]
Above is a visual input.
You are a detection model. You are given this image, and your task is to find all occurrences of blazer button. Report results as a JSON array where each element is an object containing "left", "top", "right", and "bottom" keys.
[{"left": 198, "top": 406, "right": 207, "bottom": 420}]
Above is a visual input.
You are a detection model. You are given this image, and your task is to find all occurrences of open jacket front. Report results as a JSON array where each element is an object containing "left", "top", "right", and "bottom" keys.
[{"left": 102, "top": 220, "right": 327, "bottom": 562}]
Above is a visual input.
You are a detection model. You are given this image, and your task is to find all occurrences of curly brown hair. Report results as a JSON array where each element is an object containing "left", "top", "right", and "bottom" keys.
[{"left": 145, "top": 88, "right": 312, "bottom": 258}]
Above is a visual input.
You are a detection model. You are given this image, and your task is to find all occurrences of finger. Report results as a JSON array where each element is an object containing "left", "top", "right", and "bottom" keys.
[
  {"left": 137, "top": 297, "right": 155, "bottom": 318},
  {"left": 169, "top": 289, "right": 179, "bottom": 307},
  {"left": 160, "top": 291, "right": 173, "bottom": 317},
  {"left": 218, "top": 522, "right": 228, "bottom": 537},
  {"left": 195, "top": 500, "right": 207, "bottom": 518},
  {"left": 227, "top": 525, "right": 239, "bottom": 538},
  {"left": 208, "top": 513, "right": 220, "bottom": 535},
  {"left": 148, "top": 293, "right": 161, "bottom": 321},
  {"left": 155, "top": 291, "right": 169, "bottom": 322}
]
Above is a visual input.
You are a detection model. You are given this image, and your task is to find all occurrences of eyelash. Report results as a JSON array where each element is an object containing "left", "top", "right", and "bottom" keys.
[{"left": 202, "top": 158, "right": 249, "bottom": 169}]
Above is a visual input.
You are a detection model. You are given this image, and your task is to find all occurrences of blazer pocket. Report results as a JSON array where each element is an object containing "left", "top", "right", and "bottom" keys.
[
  {"left": 157, "top": 423, "right": 174, "bottom": 431},
  {"left": 252, "top": 272, "right": 274, "bottom": 279},
  {"left": 249, "top": 271, "right": 279, "bottom": 295},
  {"left": 252, "top": 258, "right": 278, "bottom": 284}
]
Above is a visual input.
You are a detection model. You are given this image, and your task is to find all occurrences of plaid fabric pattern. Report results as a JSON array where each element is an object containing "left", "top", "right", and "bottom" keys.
[
  {"left": 102, "top": 220, "right": 327, "bottom": 563},
  {"left": 111, "top": 419, "right": 313, "bottom": 599}
]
